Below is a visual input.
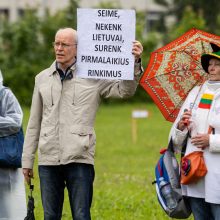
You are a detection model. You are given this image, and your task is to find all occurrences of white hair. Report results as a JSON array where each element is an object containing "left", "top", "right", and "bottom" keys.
[{"left": 55, "top": 28, "right": 77, "bottom": 44}]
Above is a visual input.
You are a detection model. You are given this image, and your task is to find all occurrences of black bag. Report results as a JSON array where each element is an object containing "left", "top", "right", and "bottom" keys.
[{"left": 0, "top": 128, "right": 24, "bottom": 168}]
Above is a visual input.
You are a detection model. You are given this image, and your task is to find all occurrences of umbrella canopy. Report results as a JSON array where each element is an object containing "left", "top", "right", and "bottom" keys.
[
  {"left": 24, "top": 184, "right": 35, "bottom": 220},
  {"left": 140, "top": 28, "right": 220, "bottom": 122}
]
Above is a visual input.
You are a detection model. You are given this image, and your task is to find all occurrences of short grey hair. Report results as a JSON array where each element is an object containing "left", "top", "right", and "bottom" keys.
[{"left": 55, "top": 27, "right": 77, "bottom": 44}]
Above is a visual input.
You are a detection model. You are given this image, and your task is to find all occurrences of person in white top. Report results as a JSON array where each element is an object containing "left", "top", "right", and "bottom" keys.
[
  {"left": 0, "top": 70, "right": 26, "bottom": 220},
  {"left": 170, "top": 43, "right": 220, "bottom": 220}
]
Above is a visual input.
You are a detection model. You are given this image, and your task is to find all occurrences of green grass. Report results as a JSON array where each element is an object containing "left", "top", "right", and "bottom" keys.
[{"left": 22, "top": 102, "right": 193, "bottom": 220}]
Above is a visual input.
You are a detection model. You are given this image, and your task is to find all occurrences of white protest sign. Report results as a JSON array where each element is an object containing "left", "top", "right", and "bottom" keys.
[{"left": 76, "top": 8, "right": 136, "bottom": 80}]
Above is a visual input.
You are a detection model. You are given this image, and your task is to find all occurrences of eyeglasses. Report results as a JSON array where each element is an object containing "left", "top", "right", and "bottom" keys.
[{"left": 53, "top": 42, "right": 77, "bottom": 49}]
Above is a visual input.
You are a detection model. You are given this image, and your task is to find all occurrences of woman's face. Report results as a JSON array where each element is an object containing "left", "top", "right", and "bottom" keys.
[{"left": 208, "top": 58, "right": 220, "bottom": 81}]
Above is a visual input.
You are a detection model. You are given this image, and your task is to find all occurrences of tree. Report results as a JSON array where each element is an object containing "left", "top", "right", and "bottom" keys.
[
  {"left": 0, "top": 10, "right": 42, "bottom": 105},
  {"left": 0, "top": 0, "right": 79, "bottom": 106},
  {"left": 174, "top": 0, "right": 220, "bottom": 32},
  {"left": 155, "top": 0, "right": 220, "bottom": 32},
  {"left": 167, "top": 6, "right": 206, "bottom": 42}
]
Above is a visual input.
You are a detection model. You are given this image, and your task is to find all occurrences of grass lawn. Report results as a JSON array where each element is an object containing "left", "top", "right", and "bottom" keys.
[{"left": 22, "top": 102, "right": 193, "bottom": 220}]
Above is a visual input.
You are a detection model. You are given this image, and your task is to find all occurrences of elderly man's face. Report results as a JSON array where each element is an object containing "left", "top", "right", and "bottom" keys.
[{"left": 54, "top": 29, "right": 77, "bottom": 70}]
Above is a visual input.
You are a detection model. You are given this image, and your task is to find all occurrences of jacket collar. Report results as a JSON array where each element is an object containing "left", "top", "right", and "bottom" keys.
[{"left": 48, "top": 61, "right": 77, "bottom": 77}]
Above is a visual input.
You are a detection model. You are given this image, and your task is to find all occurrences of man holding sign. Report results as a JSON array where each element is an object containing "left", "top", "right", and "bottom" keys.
[{"left": 22, "top": 26, "right": 143, "bottom": 220}]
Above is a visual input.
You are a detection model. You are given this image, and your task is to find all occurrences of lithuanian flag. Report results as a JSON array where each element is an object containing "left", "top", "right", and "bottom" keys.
[{"left": 198, "top": 93, "right": 214, "bottom": 109}]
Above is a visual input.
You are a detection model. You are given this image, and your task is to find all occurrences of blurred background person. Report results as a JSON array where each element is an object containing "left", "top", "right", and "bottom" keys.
[{"left": 0, "top": 70, "right": 26, "bottom": 219}]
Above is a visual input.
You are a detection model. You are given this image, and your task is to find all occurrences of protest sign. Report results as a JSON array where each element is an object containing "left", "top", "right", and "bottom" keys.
[{"left": 77, "top": 8, "right": 136, "bottom": 80}]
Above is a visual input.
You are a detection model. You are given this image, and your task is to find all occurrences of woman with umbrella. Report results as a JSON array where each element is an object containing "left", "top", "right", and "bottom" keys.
[{"left": 170, "top": 43, "right": 220, "bottom": 220}]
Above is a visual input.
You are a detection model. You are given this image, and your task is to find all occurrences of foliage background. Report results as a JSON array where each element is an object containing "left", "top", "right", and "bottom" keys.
[
  {"left": 1, "top": 0, "right": 218, "bottom": 219},
  {"left": 1, "top": 0, "right": 219, "bottom": 106}
]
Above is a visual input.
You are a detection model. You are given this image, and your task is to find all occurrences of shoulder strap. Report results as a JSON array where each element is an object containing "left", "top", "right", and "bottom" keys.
[
  {"left": 167, "top": 138, "right": 175, "bottom": 153},
  {"left": 181, "top": 133, "right": 189, "bottom": 158},
  {"left": 0, "top": 87, "right": 6, "bottom": 106},
  {"left": 178, "top": 85, "right": 203, "bottom": 156},
  {"left": 190, "top": 83, "right": 204, "bottom": 110},
  {"left": 0, "top": 87, "right": 5, "bottom": 98},
  {"left": 168, "top": 85, "right": 204, "bottom": 157},
  {"left": 168, "top": 132, "right": 189, "bottom": 158},
  {"left": 0, "top": 86, "right": 8, "bottom": 99}
]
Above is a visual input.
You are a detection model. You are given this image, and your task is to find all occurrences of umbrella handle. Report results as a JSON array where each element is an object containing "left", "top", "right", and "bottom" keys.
[
  {"left": 29, "top": 183, "right": 34, "bottom": 197},
  {"left": 30, "top": 184, "right": 34, "bottom": 191},
  {"left": 183, "top": 109, "right": 190, "bottom": 126}
]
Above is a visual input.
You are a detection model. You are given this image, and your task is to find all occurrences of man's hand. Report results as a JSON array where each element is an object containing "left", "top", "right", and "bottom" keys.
[
  {"left": 23, "top": 168, "right": 34, "bottom": 185},
  {"left": 132, "top": 40, "right": 143, "bottom": 62}
]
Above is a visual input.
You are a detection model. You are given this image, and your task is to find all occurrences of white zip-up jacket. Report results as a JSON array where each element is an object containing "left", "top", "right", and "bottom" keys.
[{"left": 170, "top": 81, "right": 220, "bottom": 203}]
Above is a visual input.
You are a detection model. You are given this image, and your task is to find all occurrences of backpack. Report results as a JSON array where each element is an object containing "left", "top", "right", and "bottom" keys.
[{"left": 152, "top": 139, "right": 191, "bottom": 219}]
